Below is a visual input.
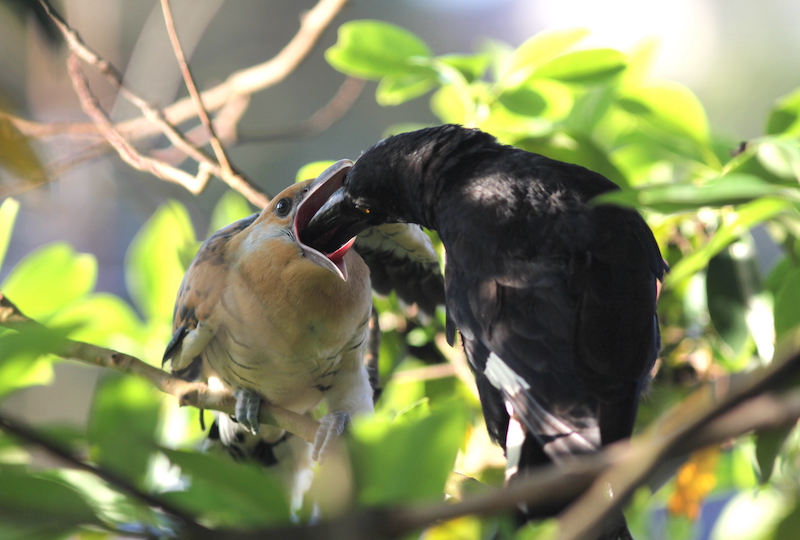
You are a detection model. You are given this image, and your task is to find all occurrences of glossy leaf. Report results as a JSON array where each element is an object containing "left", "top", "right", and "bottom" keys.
[
  {"left": 208, "top": 190, "right": 256, "bottom": 237},
  {"left": 0, "top": 197, "right": 19, "bottom": 270},
  {"left": 664, "top": 198, "right": 790, "bottom": 286},
  {"left": 296, "top": 160, "right": 340, "bottom": 184},
  {"left": 350, "top": 400, "right": 468, "bottom": 506},
  {"left": 377, "top": 68, "right": 438, "bottom": 106},
  {"left": 535, "top": 48, "right": 627, "bottom": 84},
  {"left": 618, "top": 81, "right": 710, "bottom": 145},
  {"left": 706, "top": 247, "right": 752, "bottom": 356},
  {"left": 504, "top": 28, "right": 590, "bottom": 84},
  {"left": 0, "top": 470, "right": 102, "bottom": 539},
  {"left": 755, "top": 427, "right": 792, "bottom": 484},
  {"left": 1, "top": 243, "right": 97, "bottom": 321},
  {"left": 0, "top": 324, "right": 65, "bottom": 398},
  {"left": 767, "top": 86, "right": 800, "bottom": 136},
  {"left": 326, "top": 20, "right": 431, "bottom": 79},
  {"left": 774, "top": 268, "right": 800, "bottom": 339},
  {"left": 88, "top": 374, "right": 161, "bottom": 486},
  {"left": 125, "top": 201, "right": 196, "bottom": 325},
  {"left": 596, "top": 174, "right": 797, "bottom": 213},
  {"left": 437, "top": 53, "right": 490, "bottom": 83},
  {"left": 161, "top": 448, "right": 291, "bottom": 527},
  {"left": 47, "top": 293, "right": 145, "bottom": 348}
]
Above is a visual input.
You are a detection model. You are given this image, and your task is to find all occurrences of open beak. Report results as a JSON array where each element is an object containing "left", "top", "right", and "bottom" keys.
[
  {"left": 294, "top": 160, "right": 357, "bottom": 281},
  {"left": 300, "top": 185, "right": 374, "bottom": 269}
]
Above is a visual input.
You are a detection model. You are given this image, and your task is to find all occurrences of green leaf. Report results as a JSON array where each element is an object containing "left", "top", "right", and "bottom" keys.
[
  {"left": 0, "top": 470, "right": 102, "bottom": 539},
  {"left": 774, "top": 501, "right": 800, "bottom": 540},
  {"left": 504, "top": 28, "right": 591, "bottom": 84},
  {"left": 618, "top": 81, "right": 710, "bottom": 145},
  {"left": 535, "top": 48, "right": 627, "bottom": 84},
  {"left": 519, "top": 132, "right": 628, "bottom": 188},
  {"left": 431, "top": 84, "right": 473, "bottom": 125},
  {"left": 88, "top": 374, "right": 161, "bottom": 485},
  {"left": 0, "top": 197, "right": 20, "bottom": 270},
  {"left": 754, "top": 427, "right": 792, "bottom": 484},
  {"left": 161, "top": 448, "right": 291, "bottom": 527},
  {"left": 705, "top": 244, "right": 756, "bottom": 356},
  {"left": 774, "top": 268, "right": 800, "bottom": 339},
  {"left": 125, "top": 201, "right": 196, "bottom": 325},
  {"left": 208, "top": 190, "right": 256, "bottom": 237},
  {"left": 326, "top": 20, "right": 431, "bottom": 79},
  {"left": 1, "top": 243, "right": 97, "bottom": 321},
  {"left": 0, "top": 324, "right": 66, "bottom": 398},
  {"left": 596, "top": 174, "right": 797, "bottom": 213},
  {"left": 437, "top": 53, "right": 490, "bottom": 83},
  {"left": 663, "top": 198, "right": 790, "bottom": 287},
  {"left": 47, "top": 293, "right": 145, "bottom": 348},
  {"left": 377, "top": 69, "right": 438, "bottom": 106},
  {"left": 756, "top": 139, "right": 800, "bottom": 180},
  {"left": 767, "top": 86, "right": 800, "bottom": 136},
  {"left": 296, "top": 160, "right": 340, "bottom": 184},
  {"left": 350, "top": 400, "right": 468, "bottom": 506}
]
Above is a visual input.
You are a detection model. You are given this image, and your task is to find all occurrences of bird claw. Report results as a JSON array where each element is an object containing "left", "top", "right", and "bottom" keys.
[
  {"left": 312, "top": 410, "right": 351, "bottom": 463},
  {"left": 234, "top": 388, "right": 261, "bottom": 435}
]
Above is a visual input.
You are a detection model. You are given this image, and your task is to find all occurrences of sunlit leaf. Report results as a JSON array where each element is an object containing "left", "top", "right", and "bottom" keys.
[
  {"left": 377, "top": 68, "right": 438, "bottom": 106},
  {"left": 767, "top": 86, "right": 800, "bottom": 136},
  {"left": 1, "top": 243, "right": 97, "bottom": 321},
  {"left": 504, "top": 28, "right": 590, "bottom": 84},
  {"left": 326, "top": 20, "right": 431, "bottom": 79},
  {"left": 296, "top": 160, "right": 340, "bottom": 184},
  {"left": 0, "top": 470, "right": 102, "bottom": 539},
  {"left": 437, "top": 53, "right": 490, "bottom": 83},
  {"left": 125, "top": 201, "right": 196, "bottom": 325},
  {"left": 88, "top": 374, "right": 161, "bottom": 486},
  {"left": 664, "top": 198, "right": 790, "bottom": 286},
  {"left": 535, "top": 48, "right": 627, "bottom": 84},
  {"left": 596, "top": 174, "right": 797, "bottom": 213},
  {"left": 0, "top": 324, "right": 64, "bottom": 398},
  {"left": 519, "top": 132, "right": 628, "bottom": 188},
  {"left": 756, "top": 139, "right": 800, "bottom": 180},
  {"left": 208, "top": 190, "right": 256, "bottom": 237},
  {"left": 618, "top": 81, "right": 710, "bottom": 145},
  {"left": 350, "top": 400, "right": 468, "bottom": 506},
  {"left": 0, "top": 197, "right": 20, "bottom": 270},
  {"left": 47, "top": 293, "right": 145, "bottom": 347},
  {"left": 161, "top": 448, "right": 291, "bottom": 528},
  {"left": 774, "top": 268, "right": 800, "bottom": 339}
]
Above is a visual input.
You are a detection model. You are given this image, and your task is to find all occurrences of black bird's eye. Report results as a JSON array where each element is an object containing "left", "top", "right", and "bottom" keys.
[{"left": 275, "top": 198, "right": 292, "bottom": 217}]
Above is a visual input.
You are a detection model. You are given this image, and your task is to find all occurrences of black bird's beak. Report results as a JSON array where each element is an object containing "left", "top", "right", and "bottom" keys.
[{"left": 300, "top": 183, "right": 373, "bottom": 256}]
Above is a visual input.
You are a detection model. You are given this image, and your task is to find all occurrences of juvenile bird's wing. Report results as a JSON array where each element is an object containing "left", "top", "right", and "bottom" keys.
[
  {"left": 355, "top": 223, "right": 444, "bottom": 315},
  {"left": 163, "top": 213, "right": 259, "bottom": 380}
]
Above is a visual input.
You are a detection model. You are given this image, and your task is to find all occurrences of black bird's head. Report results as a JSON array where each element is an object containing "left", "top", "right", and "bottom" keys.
[{"left": 301, "top": 124, "right": 497, "bottom": 253}]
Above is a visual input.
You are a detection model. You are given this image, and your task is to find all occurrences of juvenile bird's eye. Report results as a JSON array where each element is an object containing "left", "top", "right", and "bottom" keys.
[{"left": 275, "top": 198, "right": 292, "bottom": 217}]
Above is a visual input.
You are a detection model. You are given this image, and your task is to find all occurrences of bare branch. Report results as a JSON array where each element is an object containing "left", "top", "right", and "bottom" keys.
[
  {"left": 160, "top": 0, "right": 233, "bottom": 177},
  {"left": 0, "top": 291, "right": 320, "bottom": 444}
]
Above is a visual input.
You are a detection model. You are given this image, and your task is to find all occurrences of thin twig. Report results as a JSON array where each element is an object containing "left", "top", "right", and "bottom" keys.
[
  {"left": 160, "top": 0, "right": 233, "bottom": 177},
  {"left": 0, "top": 292, "right": 320, "bottom": 444},
  {"left": 66, "top": 53, "right": 210, "bottom": 194}
]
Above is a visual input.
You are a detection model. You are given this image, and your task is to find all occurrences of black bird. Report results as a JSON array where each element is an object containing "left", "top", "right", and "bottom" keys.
[{"left": 302, "top": 125, "right": 666, "bottom": 538}]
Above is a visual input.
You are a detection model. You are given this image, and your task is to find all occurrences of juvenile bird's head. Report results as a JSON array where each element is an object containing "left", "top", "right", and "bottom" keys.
[{"left": 244, "top": 161, "right": 362, "bottom": 281}]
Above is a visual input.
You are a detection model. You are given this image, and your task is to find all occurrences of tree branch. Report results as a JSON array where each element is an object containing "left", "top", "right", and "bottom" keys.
[
  {"left": 0, "top": 291, "right": 320, "bottom": 444},
  {"left": 0, "top": 411, "right": 211, "bottom": 537}
]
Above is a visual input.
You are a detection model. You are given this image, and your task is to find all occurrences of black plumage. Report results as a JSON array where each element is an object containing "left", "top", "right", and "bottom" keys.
[{"left": 302, "top": 124, "right": 667, "bottom": 537}]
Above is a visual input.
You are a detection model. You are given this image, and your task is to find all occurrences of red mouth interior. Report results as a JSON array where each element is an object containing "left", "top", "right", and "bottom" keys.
[{"left": 294, "top": 166, "right": 351, "bottom": 260}]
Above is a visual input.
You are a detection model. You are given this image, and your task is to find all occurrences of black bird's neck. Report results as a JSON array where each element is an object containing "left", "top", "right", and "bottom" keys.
[{"left": 352, "top": 125, "right": 500, "bottom": 231}]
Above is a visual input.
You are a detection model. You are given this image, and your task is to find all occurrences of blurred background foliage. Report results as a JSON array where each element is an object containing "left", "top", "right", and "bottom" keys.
[{"left": 2, "top": 1, "right": 800, "bottom": 539}]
